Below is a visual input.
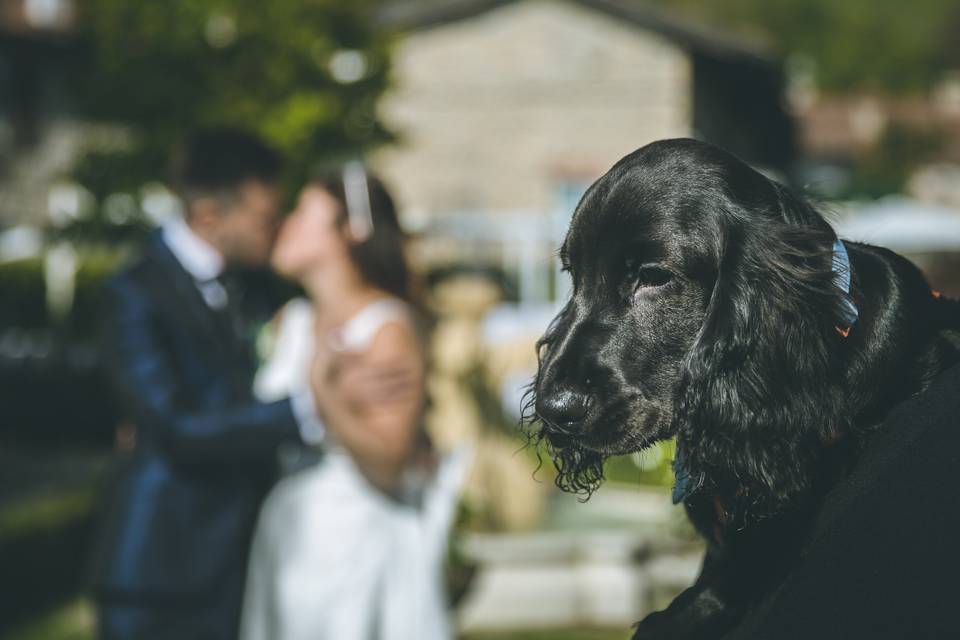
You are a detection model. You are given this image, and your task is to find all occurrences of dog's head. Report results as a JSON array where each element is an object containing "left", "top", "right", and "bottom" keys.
[{"left": 526, "top": 139, "right": 854, "bottom": 504}]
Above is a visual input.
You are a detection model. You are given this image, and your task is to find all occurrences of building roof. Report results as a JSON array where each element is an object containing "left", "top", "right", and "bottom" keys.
[{"left": 376, "top": 0, "right": 775, "bottom": 64}]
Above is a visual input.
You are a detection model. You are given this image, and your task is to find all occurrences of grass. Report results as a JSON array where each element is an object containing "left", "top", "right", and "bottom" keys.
[
  {"left": 3, "top": 599, "right": 632, "bottom": 640},
  {"left": 0, "top": 600, "right": 95, "bottom": 640},
  {"left": 463, "top": 630, "right": 630, "bottom": 640},
  {"left": 0, "top": 490, "right": 95, "bottom": 541},
  {"left": 0, "top": 485, "right": 99, "bottom": 635}
]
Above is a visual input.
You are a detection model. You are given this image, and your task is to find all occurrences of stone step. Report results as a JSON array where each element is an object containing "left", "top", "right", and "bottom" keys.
[{"left": 456, "top": 529, "right": 702, "bottom": 632}]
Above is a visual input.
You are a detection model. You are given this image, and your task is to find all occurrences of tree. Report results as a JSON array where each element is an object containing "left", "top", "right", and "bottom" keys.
[
  {"left": 652, "top": 0, "right": 960, "bottom": 93},
  {"left": 70, "top": 0, "right": 392, "bottom": 213}
]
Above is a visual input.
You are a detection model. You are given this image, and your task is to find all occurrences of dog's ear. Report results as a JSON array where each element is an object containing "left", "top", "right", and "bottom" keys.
[{"left": 675, "top": 186, "right": 853, "bottom": 515}]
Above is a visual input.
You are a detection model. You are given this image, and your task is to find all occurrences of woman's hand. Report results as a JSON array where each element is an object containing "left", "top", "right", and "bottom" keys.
[
  {"left": 307, "top": 320, "right": 426, "bottom": 493},
  {"left": 310, "top": 338, "right": 420, "bottom": 417}
]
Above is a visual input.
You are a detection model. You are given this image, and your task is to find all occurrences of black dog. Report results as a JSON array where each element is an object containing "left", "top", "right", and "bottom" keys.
[{"left": 523, "top": 138, "right": 960, "bottom": 639}]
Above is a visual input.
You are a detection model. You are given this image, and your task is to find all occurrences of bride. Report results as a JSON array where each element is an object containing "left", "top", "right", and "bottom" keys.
[{"left": 240, "top": 165, "right": 466, "bottom": 640}]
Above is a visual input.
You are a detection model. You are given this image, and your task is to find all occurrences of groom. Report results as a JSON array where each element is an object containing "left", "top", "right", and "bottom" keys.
[{"left": 92, "top": 130, "right": 406, "bottom": 639}]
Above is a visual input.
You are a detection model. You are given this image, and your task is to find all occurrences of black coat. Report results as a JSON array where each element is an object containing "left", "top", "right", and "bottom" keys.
[
  {"left": 90, "top": 232, "right": 302, "bottom": 602},
  {"left": 726, "top": 360, "right": 960, "bottom": 639}
]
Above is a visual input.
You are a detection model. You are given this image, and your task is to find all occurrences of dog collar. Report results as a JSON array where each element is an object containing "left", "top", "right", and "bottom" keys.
[
  {"left": 672, "top": 446, "right": 701, "bottom": 505},
  {"left": 833, "top": 238, "right": 859, "bottom": 331},
  {"left": 672, "top": 240, "right": 860, "bottom": 505}
]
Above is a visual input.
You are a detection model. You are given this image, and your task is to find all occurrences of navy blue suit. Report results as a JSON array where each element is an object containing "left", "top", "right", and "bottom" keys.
[{"left": 92, "top": 233, "right": 302, "bottom": 639}]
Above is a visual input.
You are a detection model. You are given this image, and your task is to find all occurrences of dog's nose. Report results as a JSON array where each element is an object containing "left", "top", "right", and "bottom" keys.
[{"left": 536, "top": 389, "right": 590, "bottom": 432}]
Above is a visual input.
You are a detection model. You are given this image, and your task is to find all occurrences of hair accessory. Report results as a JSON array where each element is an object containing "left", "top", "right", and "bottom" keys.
[{"left": 343, "top": 161, "right": 373, "bottom": 242}]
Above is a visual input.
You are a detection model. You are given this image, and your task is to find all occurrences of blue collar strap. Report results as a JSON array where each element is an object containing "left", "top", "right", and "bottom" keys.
[
  {"left": 832, "top": 238, "right": 859, "bottom": 328},
  {"left": 672, "top": 455, "right": 693, "bottom": 504},
  {"left": 672, "top": 446, "right": 703, "bottom": 505}
]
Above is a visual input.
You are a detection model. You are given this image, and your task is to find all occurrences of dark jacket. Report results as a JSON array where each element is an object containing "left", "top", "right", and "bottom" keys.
[
  {"left": 91, "top": 232, "right": 302, "bottom": 601},
  {"left": 726, "top": 360, "right": 960, "bottom": 639}
]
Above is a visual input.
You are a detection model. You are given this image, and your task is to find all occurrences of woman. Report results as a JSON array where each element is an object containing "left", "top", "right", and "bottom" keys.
[{"left": 240, "top": 166, "right": 465, "bottom": 640}]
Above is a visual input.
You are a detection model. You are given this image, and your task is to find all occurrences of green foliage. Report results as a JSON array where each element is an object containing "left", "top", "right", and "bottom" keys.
[
  {"left": 0, "top": 490, "right": 95, "bottom": 543},
  {"left": 0, "top": 258, "right": 47, "bottom": 328},
  {"left": 0, "top": 486, "right": 99, "bottom": 637},
  {"left": 70, "top": 147, "right": 169, "bottom": 203},
  {"left": 603, "top": 440, "right": 677, "bottom": 489},
  {"left": 0, "top": 249, "right": 126, "bottom": 334},
  {"left": 70, "top": 248, "right": 129, "bottom": 336},
  {"left": 0, "top": 599, "right": 95, "bottom": 640},
  {"left": 71, "top": 0, "right": 392, "bottom": 214},
  {"left": 654, "top": 0, "right": 960, "bottom": 93},
  {"left": 847, "top": 123, "right": 946, "bottom": 198}
]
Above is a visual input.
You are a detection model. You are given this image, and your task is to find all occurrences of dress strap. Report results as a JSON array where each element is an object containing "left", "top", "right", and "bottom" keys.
[{"left": 332, "top": 298, "right": 409, "bottom": 353}]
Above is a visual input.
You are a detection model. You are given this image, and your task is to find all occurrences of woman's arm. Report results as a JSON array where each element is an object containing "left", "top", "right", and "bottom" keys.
[{"left": 311, "top": 320, "right": 426, "bottom": 493}]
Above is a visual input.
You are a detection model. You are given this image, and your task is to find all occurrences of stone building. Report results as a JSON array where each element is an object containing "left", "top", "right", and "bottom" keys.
[
  {"left": 373, "top": 0, "right": 794, "bottom": 302},
  {"left": 375, "top": 0, "right": 793, "bottom": 225}
]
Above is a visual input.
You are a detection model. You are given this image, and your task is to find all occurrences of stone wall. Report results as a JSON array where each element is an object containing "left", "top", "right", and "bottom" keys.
[{"left": 374, "top": 0, "right": 692, "bottom": 222}]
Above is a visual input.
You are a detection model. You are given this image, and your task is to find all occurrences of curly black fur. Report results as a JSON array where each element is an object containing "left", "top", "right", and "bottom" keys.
[
  {"left": 520, "top": 328, "right": 607, "bottom": 496},
  {"left": 523, "top": 138, "right": 960, "bottom": 639}
]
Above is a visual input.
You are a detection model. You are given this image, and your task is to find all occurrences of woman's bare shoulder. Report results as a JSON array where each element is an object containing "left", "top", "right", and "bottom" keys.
[{"left": 365, "top": 300, "right": 423, "bottom": 362}]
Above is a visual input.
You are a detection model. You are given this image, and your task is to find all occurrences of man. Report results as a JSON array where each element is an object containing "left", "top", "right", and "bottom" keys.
[{"left": 91, "top": 129, "right": 393, "bottom": 639}]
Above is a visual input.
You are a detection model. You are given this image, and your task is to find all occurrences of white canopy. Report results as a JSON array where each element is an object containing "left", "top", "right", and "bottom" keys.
[{"left": 836, "top": 197, "right": 960, "bottom": 253}]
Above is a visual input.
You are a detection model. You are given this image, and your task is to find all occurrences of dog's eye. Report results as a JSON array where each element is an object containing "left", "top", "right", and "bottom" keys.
[{"left": 633, "top": 265, "right": 673, "bottom": 290}]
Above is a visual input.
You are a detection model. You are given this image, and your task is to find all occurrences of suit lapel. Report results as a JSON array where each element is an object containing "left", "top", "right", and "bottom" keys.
[{"left": 143, "top": 234, "right": 236, "bottom": 358}]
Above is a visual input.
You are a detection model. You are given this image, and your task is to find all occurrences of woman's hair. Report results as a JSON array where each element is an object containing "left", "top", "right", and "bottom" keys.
[
  {"left": 312, "top": 168, "right": 435, "bottom": 445},
  {"left": 308, "top": 168, "right": 416, "bottom": 305}
]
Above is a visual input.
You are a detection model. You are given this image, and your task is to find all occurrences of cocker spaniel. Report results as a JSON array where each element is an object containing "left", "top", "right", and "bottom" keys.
[{"left": 523, "top": 138, "right": 960, "bottom": 639}]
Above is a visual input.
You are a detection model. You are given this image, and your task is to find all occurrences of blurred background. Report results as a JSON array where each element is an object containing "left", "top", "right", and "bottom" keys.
[{"left": 2, "top": 0, "right": 960, "bottom": 638}]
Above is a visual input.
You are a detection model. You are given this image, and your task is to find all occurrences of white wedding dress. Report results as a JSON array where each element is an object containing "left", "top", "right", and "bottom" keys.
[{"left": 240, "top": 297, "right": 468, "bottom": 640}]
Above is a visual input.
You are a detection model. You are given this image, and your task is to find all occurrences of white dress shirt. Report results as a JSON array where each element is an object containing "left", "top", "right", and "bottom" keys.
[
  {"left": 161, "top": 216, "right": 324, "bottom": 445},
  {"left": 162, "top": 214, "right": 228, "bottom": 308}
]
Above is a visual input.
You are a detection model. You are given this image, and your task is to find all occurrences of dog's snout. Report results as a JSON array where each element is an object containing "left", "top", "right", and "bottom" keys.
[{"left": 536, "top": 388, "right": 591, "bottom": 432}]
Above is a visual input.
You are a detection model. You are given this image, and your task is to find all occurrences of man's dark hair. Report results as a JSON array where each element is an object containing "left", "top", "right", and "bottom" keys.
[{"left": 170, "top": 128, "right": 283, "bottom": 204}]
